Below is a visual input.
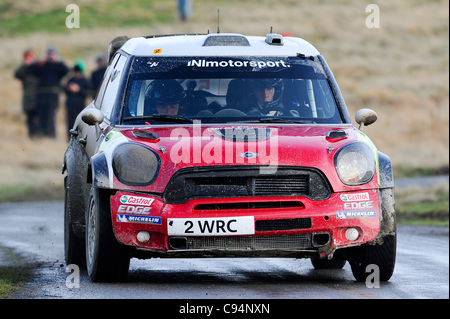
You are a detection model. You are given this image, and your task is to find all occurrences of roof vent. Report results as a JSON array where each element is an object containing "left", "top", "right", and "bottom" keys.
[
  {"left": 265, "top": 33, "right": 284, "bottom": 46},
  {"left": 203, "top": 35, "right": 250, "bottom": 46}
]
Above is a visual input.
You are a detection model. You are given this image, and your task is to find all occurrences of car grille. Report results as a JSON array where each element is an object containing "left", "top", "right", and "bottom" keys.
[
  {"left": 163, "top": 166, "right": 331, "bottom": 204},
  {"left": 254, "top": 176, "right": 308, "bottom": 195},
  {"left": 255, "top": 218, "right": 311, "bottom": 231},
  {"left": 169, "top": 234, "right": 312, "bottom": 251},
  {"left": 194, "top": 201, "right": 303, "bottom": 210}
]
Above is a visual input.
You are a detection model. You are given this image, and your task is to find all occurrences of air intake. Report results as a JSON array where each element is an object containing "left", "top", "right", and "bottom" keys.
[
  {"left": 203, "top": 35, "right": 250, "bottom": 46},
  {"left": 265, "top": 33, "right": 284, "bottom": 46}
]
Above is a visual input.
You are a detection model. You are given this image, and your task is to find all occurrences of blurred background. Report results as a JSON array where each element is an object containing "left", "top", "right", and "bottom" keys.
[{"left": 0, "top": 0, "right": 448, "bottom": 224}]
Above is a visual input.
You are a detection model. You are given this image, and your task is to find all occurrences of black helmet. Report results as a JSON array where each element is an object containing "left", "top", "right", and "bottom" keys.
[
  {"left": 145, "top": 80, "right": 186, "bottom": 105},
  {"left": 248, "top": 78, "right": 284, "bottom": 109}
]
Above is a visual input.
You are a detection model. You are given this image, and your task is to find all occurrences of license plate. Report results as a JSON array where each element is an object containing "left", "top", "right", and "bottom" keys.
[{"left": 167, "top": 216, "right": 255, "bottom": 236}]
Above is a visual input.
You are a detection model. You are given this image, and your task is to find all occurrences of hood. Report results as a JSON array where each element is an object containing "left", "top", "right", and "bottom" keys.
[{"left": 105, "top": 124, "right": 377, "bottom": 193}]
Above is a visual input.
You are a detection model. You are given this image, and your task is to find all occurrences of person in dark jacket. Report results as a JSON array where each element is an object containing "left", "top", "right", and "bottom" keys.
[
  {"left": 14, "top": 50, "right": 40, "bottom": 138},
  {"left": 30, "top": 45, "right": 69, "bottom": 138},
  {"left": 90, "top": 54, "right": 107, "bottom": 96},
  {"left": 65, "top": 64, "right": 89, "bottom": 140}
]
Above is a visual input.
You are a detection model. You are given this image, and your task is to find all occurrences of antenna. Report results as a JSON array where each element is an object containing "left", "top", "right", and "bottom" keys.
[
  {"left": 217, "top": 9, "right": 220, "bottom": 33},
  {"left": 270, "top": 26, "right": 273, "bottom": 33}
]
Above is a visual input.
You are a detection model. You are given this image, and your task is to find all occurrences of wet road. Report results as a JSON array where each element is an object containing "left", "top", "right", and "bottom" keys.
[{"left": 0, "top": 201, "right": 448, "bottom": 300}]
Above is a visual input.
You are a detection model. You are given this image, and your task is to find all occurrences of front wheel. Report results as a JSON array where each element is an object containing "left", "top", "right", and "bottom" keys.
[
  {"left": 85, "top": 187, "right": 130, "bottom": 282},
  {"left": 347, "top": 234, "right": 396, "bottom": 282},
  {"left": 347, "top": 188, "right": 397, "bottom": 282},
  {"left": 64, "top": 176, "right": 85, "bottom": 267}
]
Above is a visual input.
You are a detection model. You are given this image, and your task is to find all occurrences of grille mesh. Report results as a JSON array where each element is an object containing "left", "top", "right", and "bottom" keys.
[
  {"left": 177, "top": 234, "right": 312, "bottom": 251},
  {"left": 254, "top": 176, "right": 309, "bottom": 195},
  {"left": 163, "top": 166, "right": 331, "bottom": 204},
  {"left": 255, "top": 218, "right": 311, "bottom": 231}
]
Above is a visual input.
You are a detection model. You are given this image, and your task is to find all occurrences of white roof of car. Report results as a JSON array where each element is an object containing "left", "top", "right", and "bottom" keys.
[{"left": 120, "top": 33, "right": 320, "bottom": 57}]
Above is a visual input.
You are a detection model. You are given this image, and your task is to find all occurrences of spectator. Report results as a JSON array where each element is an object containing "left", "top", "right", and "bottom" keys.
[
  {"left": 178, "top": 0, "right": 193, "bottom": 21},
  {"left": 107, "top": 36, "right": 128, "bottom": 64},
  {"left": 30, "top": 45, "right": 69, "bottom": 138},
  {"left": 90, "top": 53, "right": 107, "bottom": 96},
  {"left": 14, "top": 50, "right": 40, "bottom": 138},
  {"left": 65, "top": 63, "right": 90, "bottom": 139}
]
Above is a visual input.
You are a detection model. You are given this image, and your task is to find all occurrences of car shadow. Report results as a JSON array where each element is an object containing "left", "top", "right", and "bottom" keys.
[{"left": 124, "top": 258, "right": 355, "bottom": 285}]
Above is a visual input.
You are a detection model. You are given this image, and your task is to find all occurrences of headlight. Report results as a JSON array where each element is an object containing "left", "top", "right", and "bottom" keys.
[
  {"left": 334, "top": 142, "right": 375, "bottom": 185},
  {"left": 112, "top": 143, "right": 160, "bottom": 186}
]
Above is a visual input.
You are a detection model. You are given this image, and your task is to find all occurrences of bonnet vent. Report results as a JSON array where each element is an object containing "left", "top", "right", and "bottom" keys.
[{"left": 203, "top": 35, "right": 250, "bottom": 47}]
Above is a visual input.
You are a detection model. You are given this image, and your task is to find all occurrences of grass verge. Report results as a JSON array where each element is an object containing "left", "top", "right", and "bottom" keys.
[
  {"left": 0, "top": 0, "right": 176, "bottom": 37},
  {"left": 393, "top": 165, "right": 449, "bottom": 178},
  {"left": 0, "top": 246, "right": 34, "bottom": 299},
  {"left": 396, "top": 188, "right": 449, "bottom": 226},
  {"left": 0, "top": 183, "right": 64, "bottom": 203}
]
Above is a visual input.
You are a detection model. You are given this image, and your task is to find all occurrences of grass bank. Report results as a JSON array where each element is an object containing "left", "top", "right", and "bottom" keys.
[
  {"left": 0, "top": 245, "right": 35, "bottom": 299},
  {"left": 0, "top": 183, "right": 63, "bottom": 203},
  {"left": 0, "top": 0, "right": 175, "bottom": 37},
  {"left": 396, "top": 187, "right": 449, "bottom": 226}
]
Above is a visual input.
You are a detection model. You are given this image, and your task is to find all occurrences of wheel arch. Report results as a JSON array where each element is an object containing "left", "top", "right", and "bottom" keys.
[
  {"left": 91, "top": 152, "right": 113, "bottom": 189},
  {"left": 378, "top": 151, "right": 394, "bottom": 189}
]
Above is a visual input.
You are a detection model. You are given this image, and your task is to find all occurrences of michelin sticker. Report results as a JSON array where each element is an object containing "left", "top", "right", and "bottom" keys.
[
  {"left": 336, "top": 210, "right": 377, "bottom": 219},
  {"left": 117, "top": 214, "right": 162, "bottom": 225}
]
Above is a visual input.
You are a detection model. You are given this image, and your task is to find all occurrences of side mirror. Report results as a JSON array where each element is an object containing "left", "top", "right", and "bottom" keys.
[
  {"left": 81, "top": 108, "right": 104, "bottom": 139},
  {"left": 81, "top": 108, "right": 104, "bottom": 126},
  {"left": 355, "top": 108, "right": 377, "bottom": 130}
]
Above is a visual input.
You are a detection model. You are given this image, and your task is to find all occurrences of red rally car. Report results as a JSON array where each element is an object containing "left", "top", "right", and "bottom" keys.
[{"left": 63, "top": 33, "right": 396, "bottom": 282}]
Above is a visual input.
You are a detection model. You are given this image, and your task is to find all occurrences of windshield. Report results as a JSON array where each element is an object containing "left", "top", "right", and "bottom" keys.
[{"left": 121, "top": 56, "right": 343, "bottom": 125}]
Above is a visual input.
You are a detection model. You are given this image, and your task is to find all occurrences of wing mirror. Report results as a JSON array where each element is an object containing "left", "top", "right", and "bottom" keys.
[
  {"left": 355, "top": 108, "right": 377, "bottom": 130},
  {"left": 82, "top": 108, "right": 104, "bottom": 125},
  {"left": 81, "top": 108, "right": 104, "bottom": 139}
]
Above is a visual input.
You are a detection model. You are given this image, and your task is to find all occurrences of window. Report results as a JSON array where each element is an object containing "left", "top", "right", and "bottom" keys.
[
  {"left": 97, "top": 54, "right": 128, "bottom": 120},
  {"left": 94, "top": 54, "right": 118, "bottom": 110},
  {"left": 122, "top": 56, "right": 343, "bottom": 125}
]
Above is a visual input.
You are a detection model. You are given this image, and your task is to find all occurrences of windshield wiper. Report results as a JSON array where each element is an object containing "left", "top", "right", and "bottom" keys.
[
  {"left": 123, "top": 114, "right": 193, "bottom": 124},
  {"left": 243, "top": 117, "right": 315, "bottom": 124}
]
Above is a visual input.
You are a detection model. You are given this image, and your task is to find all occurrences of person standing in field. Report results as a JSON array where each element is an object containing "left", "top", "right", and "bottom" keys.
[
  {"left": 90, "top": 53, "right": 107, "bottom": 96},
  {"left": 64, "top": 63, "right": 90, "bottom": 140},
  {"left": 177, "top": 0, "right": 193, "bottom": 21},
  {"left": 14, "top": 50, "right": 40, "bottom": 138},
  {"left": 30, "top": 45, "right": 69, "bottom": 138}
]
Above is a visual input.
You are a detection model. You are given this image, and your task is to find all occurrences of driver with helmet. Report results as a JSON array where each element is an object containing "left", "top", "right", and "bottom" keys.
[
  {"left": 145, "top": 80, "right": 186, "bottom": 115},
  {"left": 248, "top": 78, "right": 285, "bottom": 116}
]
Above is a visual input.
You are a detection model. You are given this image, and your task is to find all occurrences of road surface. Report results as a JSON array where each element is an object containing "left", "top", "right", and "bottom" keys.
[{"left": 0, "top": 201, "right": 448, "bottom": 300}]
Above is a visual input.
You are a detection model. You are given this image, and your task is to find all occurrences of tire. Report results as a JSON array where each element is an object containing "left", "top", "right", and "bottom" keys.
[
  {"left": 311, "top": 256, "right": 346, "bottom": 269},
  {"left": 64, "top": 176, "right": 86, "bottom": 267},
  {"left": 348, "top": 234, "right": 396, "bottom": 282},
  {"left": 85, "top": 187, "right": 130, "bottom": 282},
  {"left": 347, "top": 188, "right": 397, "bottom": 282}
]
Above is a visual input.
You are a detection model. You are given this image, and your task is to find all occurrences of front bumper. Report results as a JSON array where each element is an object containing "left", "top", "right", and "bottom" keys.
[{"left": 110, "top": 190, "right": 381, "bottom": 258}]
